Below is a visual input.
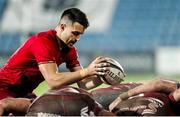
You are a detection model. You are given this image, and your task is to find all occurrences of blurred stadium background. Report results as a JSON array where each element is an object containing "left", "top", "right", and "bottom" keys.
[{"left": 0, "top": 0, "right": 180, "bottom": 95}]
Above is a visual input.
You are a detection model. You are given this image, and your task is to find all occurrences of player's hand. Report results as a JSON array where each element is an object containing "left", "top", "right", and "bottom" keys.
[
  {"left": 109, "top": 96, "right": 122, "bottom": 112},
  {"left": 0, "top": 103, "right": 5, "bottom": 115},
  {"left": 86, "top": 56, "right": 110, "bottom": 76}
]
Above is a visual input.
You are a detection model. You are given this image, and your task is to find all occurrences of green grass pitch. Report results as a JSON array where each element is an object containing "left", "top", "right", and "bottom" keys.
[{"left": 34, "top": 73, "right": 180, "bottom": 96}]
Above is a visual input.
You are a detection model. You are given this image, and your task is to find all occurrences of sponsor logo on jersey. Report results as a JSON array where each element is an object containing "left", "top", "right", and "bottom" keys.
[
  {"left": 81, "top": 106, "right": 95, "bottom": 117},
  {"left": 37, "top": 112, "right": 61, "bottom": 117},
  {"left": 142, "top": 97, "right": 164, "bottom": 115}
]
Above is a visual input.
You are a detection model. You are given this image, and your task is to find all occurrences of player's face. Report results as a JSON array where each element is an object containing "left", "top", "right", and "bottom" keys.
[{"left": 61, "top": 22, "right": 85, "bottom": 48}]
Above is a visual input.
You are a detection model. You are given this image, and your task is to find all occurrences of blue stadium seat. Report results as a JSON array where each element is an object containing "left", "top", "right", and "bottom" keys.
[
  {"left": 0, "top": 33, "right": 20, "bottom": 55},
  {"left": 78, "top": 0, "right": 180, "bottom": 52},
  {"left": 0, "top": 0, "right": 8, "bottom": 21},
  {"left": 1, "top": 0, "right": 180, "bottom": 54}
]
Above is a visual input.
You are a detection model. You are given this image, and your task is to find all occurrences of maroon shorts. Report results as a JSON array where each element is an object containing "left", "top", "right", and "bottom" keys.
[
  {"left": 0, "top": 81, "right": 36, "bottom": 100},
  {"left": 0, "top": 88, "right": 17, "bottom": 99}
]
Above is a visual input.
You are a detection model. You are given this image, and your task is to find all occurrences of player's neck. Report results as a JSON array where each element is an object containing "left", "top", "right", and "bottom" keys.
[
  {"left": 56, "top": 38, "right": 63, "bottom": 50},
  {"left": 56, "top": 37, "right": 69, "bottom": 52}
]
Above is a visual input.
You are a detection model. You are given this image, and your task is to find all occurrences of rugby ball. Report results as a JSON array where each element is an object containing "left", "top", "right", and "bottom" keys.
[{"left": 100, "top": 57, "right": 126, "bottom": 85}]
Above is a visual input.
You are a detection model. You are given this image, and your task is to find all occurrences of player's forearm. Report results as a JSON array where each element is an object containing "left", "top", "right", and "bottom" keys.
[
  {"left": 39, "top": 57, "right": 109, "bottom": 89},
  {"left": 77, "top": 75, "right": 103, "bottom": 90},
  {"left": 128, "top": 79, "right": 177, "bottom": 97},
  {"left": 45, "top": 69, "right": 89, "bottom": 89},
  {"left": 113, "top": 81, "right": 156, "bottom": 102}
]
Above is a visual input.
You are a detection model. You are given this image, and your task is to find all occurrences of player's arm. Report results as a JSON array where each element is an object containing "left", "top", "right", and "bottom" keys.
[
  {"left": 109, "top": 78, "right": 178, "bottom": 111},
  {"left": 69, "top": 66, "right": 103, "bottom": 90},
  {"left": 39, "top": 62, "right": 87, "bottom": 88},
  {"left": 77, "top": 75, "right": 103, "bottom": 90},
  {"left": 127, "top": 78, "right": 177, "bottom": 97},
  {"left": 0, "top": 97, "right": 31, "bottom": 116},
  {"left": 69, "top": 56, "right": 110, "bottom": 90},
  {"left": 39, "top": 57, "right": 109, "bottom": 89}
]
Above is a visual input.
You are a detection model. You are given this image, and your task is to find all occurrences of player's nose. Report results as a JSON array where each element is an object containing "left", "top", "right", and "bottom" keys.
[{"left": 76, "top": 35, "right": 80, "bottom": 41}]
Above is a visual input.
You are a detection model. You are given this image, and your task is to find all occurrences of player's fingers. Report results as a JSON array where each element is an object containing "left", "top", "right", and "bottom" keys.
[
  {"left": 109, "top": 102, "right": 117, "bottom": 112},
  {"left": 96, "top": 71, "right": 105, "bottom": 76},
  {"left": 109, "top": 97, "right": 122, "bottom": 112},
  {"left": 94, "top": 56, "right": 103, "bottom": 62},
  {"left": 96, "top": 63, "right": 110, "bottom": 68},
  {"left": 96, "top": 56, "right": 103, "bottom": 59},
  {"left": 96, "top": 67, "right": 109, "bottom": 72},
  {"left": 94, "top": 56, "right": 107, "bottom": 63}
]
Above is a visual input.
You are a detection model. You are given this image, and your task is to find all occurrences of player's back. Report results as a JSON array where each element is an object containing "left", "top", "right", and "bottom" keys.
[
  {"left": 91, "top": 83, "right": 178, "bottom": 116},
  {"left": 0, "top": 30, "right": 56, "bottom": 84},
  {"left": 26, "top": 86, "right": 103, "bottom": 116},
  {"left": 112, "top": 92, "right": 175, "bottom": 116},
  {"left": 91, "top": 82, "right": 141, "bottom": 110}
]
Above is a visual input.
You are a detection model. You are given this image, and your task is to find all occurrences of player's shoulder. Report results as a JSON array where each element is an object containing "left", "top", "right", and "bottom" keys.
[
  {"left": 36, "top": 29, "right": 56, "bottom": 40},
  {"left": 28, "top": 29, "right": 57, "bottom": 46}
]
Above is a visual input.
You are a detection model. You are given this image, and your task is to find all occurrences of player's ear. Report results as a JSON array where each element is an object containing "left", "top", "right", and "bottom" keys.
[{"left": 60, "top": 24, "right": 66, "bottom": 31}]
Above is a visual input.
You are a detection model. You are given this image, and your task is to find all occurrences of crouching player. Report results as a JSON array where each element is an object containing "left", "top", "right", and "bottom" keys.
[
  {"left": 91, "top": 82, "right": 141, "bottom": 110},
  {"left": 109, "top": 78, "right": 180, "bottom": 115},
  {"left": 111, "top": 92, "right": 174, "bottom": 116},
  {"left": 26, "top": 86, "right": 115, "bottom": 116},
  {"left": 92, "top": 82, "right": 177, "bottom": 116}
]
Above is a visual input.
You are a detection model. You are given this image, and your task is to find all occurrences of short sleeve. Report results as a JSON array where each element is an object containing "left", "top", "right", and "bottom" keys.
[
  {"left": 93, "top": 101, "right": 104, "bottom": 115},
  {"left": 31, "top": 37, "right": 57, "bottom": 64},
  {"left": 65, "top": 47, "right": 80, "bottom": 69}
]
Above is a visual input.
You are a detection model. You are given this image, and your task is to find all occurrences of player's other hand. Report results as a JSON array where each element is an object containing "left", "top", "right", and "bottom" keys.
[
  {"left": 86, "top": 56, "right": 110, "bottom": 76},
  {"left": 109, "top": 96, "right": 122, "bottom": 112}
]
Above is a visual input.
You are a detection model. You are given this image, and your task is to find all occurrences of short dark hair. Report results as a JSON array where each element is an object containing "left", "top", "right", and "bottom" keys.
[{"left": 61, "top": 8, "right": 89, "bottom": 28}]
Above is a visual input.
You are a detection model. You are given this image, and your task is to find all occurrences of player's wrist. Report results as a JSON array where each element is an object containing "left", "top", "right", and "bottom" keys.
[
  {"left": 80, "top": 69, "right": 88, "bottom": 78},
  {"left": 168, "top": 92, "right": 176, "bottom": 103}
]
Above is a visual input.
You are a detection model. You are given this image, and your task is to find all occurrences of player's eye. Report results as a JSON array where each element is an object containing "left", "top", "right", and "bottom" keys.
[{"left": 71, "top": 31, "right": 82, "bottom": 36}]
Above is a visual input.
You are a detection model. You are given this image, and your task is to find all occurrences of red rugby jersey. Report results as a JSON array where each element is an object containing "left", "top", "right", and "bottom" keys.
[{"left": 0, "top": 30, "right": 80, "bottom": 95}]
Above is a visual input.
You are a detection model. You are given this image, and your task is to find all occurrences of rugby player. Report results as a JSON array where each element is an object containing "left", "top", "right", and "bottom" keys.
[
  {"left": 24, "top": 83, "right": 177, "bottom": 116},
  {"left": 91, "top": 83, "right": 141, "bottom": 110},
  {"left": 92, "top": 83, "right": 177, "bottom": 116},
  {"left": 111, "top": 92, "right": 174, "bottom": 116},
  {"left": 26, "top": 86, "right": 115, "bottom": 116},
  {"left": 109, "top": 78, "right": 180, "bottom": 114},
  {"left": 0, "top": 8, "right": 109, "bottom": 115}
]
